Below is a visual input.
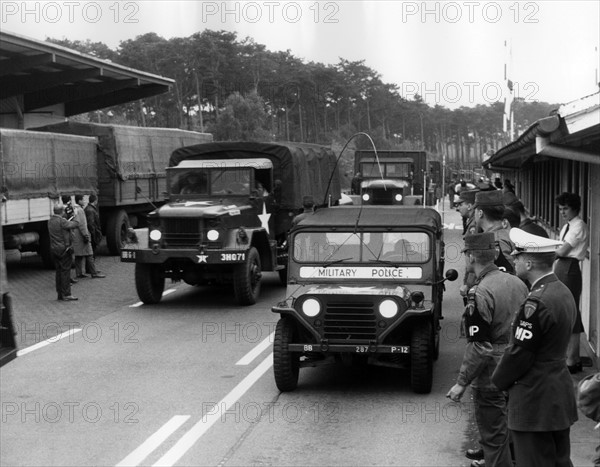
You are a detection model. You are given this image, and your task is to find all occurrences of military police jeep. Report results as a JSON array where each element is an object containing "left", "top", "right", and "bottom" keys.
[
  {"left": 121, "top": 142, "right": 341, "bottom": 306},
  {"left": 272, "top": 206, "right": 457, "bottom": 393}
]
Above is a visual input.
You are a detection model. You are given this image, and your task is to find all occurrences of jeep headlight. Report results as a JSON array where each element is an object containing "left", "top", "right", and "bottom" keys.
[
  {"left": 379, "top": 299, "right": 398, "bottom": 318},
  {"left": 301, "top": 298, "right": 321, "bottom": 317},
  {"left": 207, "top": 229, "right": 219, "bottom": 241},
  {"left": 149, "top": 229, "right": 162, "bottom": 241},
  {"left": 362, "top": 193, "right": 370, "bottom": 201},
  {"left": 394, "top": 194, "right": 403, "bottom": 202}
]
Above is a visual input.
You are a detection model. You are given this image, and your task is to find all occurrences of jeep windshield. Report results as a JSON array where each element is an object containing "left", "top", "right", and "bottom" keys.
[
  {"left": 169, "top": 168, "right": 252, "bottom": 197},
  {"left": 292, "top": 231, "right": 431, "bottom": 263}
]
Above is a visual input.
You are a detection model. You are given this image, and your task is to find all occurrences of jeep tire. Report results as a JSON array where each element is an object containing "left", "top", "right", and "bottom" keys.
[
  {"left": 410, "top": 320, "right": 433, "bottom": 394},
  {"left": 273, "top": 317, "right": 299, "bottom": 391},
  {"left": 233, "top": 247, "right": 261, "bottom": 305},
  {"left": 135, "top": 263, "right": 165, "bottom": 304}
]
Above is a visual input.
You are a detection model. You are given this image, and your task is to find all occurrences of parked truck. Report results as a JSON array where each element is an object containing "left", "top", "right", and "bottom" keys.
[
  {"left": 0, "top": 129, "right": 98, "bottom": 267},
  {"left": 32, "top": 122, "right": 213, "bottom": 255},
  {"left": 353, "top": 150, "right": 429, "bottom": 205},
  {"left": 121, "top": 141, "right": 342, "bottom": 306}
]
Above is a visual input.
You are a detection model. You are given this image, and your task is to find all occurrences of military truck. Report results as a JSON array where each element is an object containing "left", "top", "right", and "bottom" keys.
[
  {"left": 272, "top": 206, "right": 457, "bottom": 393},
  {"left": 32, "top": 122, "right": 212, "bottom": 254},
  {"left": 0, "top": 129, "right": 98, "bottom": 267},
  {"left": 353, "top": 150, "right": 429, "bottom": 205},
  {"left": 121, "top": 142, "right": 342, "bottom": 306}
]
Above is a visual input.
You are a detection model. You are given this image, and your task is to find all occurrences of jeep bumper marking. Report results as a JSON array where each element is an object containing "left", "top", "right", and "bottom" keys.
[{"left": 288, "top": 343, "right": 410, "bottom": 354}]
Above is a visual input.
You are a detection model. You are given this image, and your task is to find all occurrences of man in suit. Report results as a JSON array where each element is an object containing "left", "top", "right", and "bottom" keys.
[{"left": 492, "top": 228, "right": 578, "bottom": 467}]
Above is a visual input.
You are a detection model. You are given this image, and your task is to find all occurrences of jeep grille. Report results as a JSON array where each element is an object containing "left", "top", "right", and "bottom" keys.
[
  {"left": 323, "top": 300, "right": 377, "bottom": 342},
  {"left": 162, "top": 218, "right": 200, "bottom": 248}
]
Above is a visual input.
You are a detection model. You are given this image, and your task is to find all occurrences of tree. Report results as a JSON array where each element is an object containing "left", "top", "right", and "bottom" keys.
[{"left": 212, "top": 91, "right": 270, "bottom": 141}]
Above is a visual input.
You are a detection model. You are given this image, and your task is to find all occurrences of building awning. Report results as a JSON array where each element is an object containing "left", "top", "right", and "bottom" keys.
[
  {"left": 0, "top": 30, "right": 173, "bottom": 116},
  {"left": 484, "top": 92, "right": 600, "bottom": 170}
]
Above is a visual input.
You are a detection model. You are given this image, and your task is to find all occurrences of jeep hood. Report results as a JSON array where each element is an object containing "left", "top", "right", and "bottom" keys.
[
  {"left": 288, "top": 283, "right": 412, "bottom": 301},
  {"left": 156, "top": 201, "right": 249, "bottom": 217}
]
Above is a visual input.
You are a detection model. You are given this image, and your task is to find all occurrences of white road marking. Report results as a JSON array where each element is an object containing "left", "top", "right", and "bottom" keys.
[
  {"left": 16, "top": 328, "right": 82, "bottom": 356},
  {"left": 153, "top": 354, "right": 274, "bottom": 466},
  {"left": 129, "top": 288, "right": 177, "bottom": 307},
  {"left": 116, "top": 415, "right": 191, "bottom": 467},
  {"left": 235, "top": 332, "right": 274, "bottom": 365}
]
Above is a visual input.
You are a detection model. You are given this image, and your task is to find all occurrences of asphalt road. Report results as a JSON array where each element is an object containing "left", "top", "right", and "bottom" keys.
[{"left": 1, "top": 202, "right": 596, "bottom": 466}]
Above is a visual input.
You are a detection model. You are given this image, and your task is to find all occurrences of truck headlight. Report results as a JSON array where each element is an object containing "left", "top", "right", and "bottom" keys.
[
  {"left": 395, "top": 194, "right": 403, "bottom": 202},
  {"left": 149, "top": 229, "right": 162, "bottom": 241},
  {"left": 207, "top": 229, "right": 219, "bottom": 241},
  {"left": 362, "top": 193, "right": 370, "bottom": 201},
  {"left": 301, "top": 298, "right": 321, "bottom": 317},
  {"left": 379, "top": 299, "right": 398, "bottom": 318}
]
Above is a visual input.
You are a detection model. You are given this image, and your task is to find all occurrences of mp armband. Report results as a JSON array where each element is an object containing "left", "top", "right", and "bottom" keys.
[{"left": 512, "top": 300, "right": 543, "bottom": 351}]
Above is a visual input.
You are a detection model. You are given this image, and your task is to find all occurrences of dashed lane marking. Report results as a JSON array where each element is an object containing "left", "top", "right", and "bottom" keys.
[
  {"left": 235, "top": 332, "right": 274, "bottom": 366},
  {"left": 16, "top": 328, "right": 82, "bottom": 357},
  {"left": 129, "top": 288, "right": 177, "bottom": 307},
  {"left": 152, "top": 354, "right": 273, "bottom": 466},
  {"left": 116, "top": 415, "right": 191, "bottom": 467}
]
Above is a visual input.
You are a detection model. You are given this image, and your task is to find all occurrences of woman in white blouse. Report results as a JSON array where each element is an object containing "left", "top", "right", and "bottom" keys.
[{"left": 554, "top": 192, "right": 589, "bottom": 373}]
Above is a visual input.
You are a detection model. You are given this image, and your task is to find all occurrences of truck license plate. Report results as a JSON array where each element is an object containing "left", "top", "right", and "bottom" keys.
[{"left": 121, "top": 250, "right": 136, "bottom": 260}]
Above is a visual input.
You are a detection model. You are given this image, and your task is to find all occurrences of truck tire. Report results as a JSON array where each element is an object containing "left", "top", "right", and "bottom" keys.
[
  {"left": 38, "top": 227, "right": 55, "bottom": 269},
  {"left": 410, "top": 321, "right": 433, "bottom": 394},
  {"left": 106, "top": 209, "right": 129, "bottom": 256},
  {"left": 233, "top": 247, "right": 261, "bottom": 305},
  {"left": 135, "top": 263, "right": 165, "bottom": 304},
  {"left": 273, "top": 317, "right": 299, "bottom": 391}
]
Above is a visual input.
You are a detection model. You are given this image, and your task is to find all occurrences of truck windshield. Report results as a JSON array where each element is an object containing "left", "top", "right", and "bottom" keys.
[
  {"left": 361, "top": 162, "right": 411, "bottom": 178},
  {"left": 170, "top": 169, "right": 251, "bottom": 196},
  {"left": 293, "top": 231, "right": 430, "bottom": 263}
]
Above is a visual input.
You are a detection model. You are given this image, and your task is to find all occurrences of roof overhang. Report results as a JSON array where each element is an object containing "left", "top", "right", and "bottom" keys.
[
  {"left": 0, "top": 30, "right": 173, "bottom": 116},
  {"left": 484, "top": 92, "right": 600, "bottom": 170}
]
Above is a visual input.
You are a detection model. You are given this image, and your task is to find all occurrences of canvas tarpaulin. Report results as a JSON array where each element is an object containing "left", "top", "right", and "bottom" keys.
[
  {"left": 169, "top": 142, "right": 341, "bottom": 210},
  {"left": 31, "top": 122, "right": 212, "bottom": 181},
  {"left": 0, "top": 129, "right": 97, "bottom": 200}
]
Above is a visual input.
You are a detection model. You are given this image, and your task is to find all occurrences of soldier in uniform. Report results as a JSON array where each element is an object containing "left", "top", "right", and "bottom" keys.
[
  {"left": 457, "top": 189, "right": 479, "bottom": 236},
  {"left": 492, "top": 228, "right": 578, "bottom": 467},
  {"left": 457, "top": 189, "right": 480, "bottom": 300},
  {"left": 447, "top": 232, "right": 528, "bottom": 467},
  {"left": 473, "top": 190, "right": 515, "bottom": 275}
]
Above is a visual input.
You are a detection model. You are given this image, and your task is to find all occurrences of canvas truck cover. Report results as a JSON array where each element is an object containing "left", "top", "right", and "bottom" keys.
[
  {"left": 31, "top": 122, "right": 213, "bottom": 181},
  {"left": 169, "top": 142, "right": 341, "bottom": 210},
  {"left": 0, "top": 129, "right": 97, "bottom": 200}
]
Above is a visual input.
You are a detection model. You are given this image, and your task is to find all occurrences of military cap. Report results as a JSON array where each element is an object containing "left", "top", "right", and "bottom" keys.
[
  {"left": 462, "top": 232, "right": 496, "bottom": 252},
  {"left": 474, "top": 190, "right": 503, "bottom": 208},
  {"left": 458, "top": 189, "right": 479, "bottom": 205},
  {"left": 502, "top": 191, "right": 520, "bottom": 207},
  {"left": 302, "top": 195, "right": 315, "bottom": 207},
  {"left": 509, "top": 228, "right": 563, "bottom": 255}
]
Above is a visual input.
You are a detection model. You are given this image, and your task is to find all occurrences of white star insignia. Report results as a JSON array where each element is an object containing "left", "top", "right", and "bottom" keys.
[
  {"left": 258, "top": 201, "right": 271, "bottom": 234},
  {"left": 197, "top": 254, "right": 208, "bottom": 263}
]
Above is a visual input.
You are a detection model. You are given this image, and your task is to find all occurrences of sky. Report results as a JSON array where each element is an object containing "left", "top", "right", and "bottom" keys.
[{"left": 2, "top": 1, "right": 599, "bottom": 109}]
